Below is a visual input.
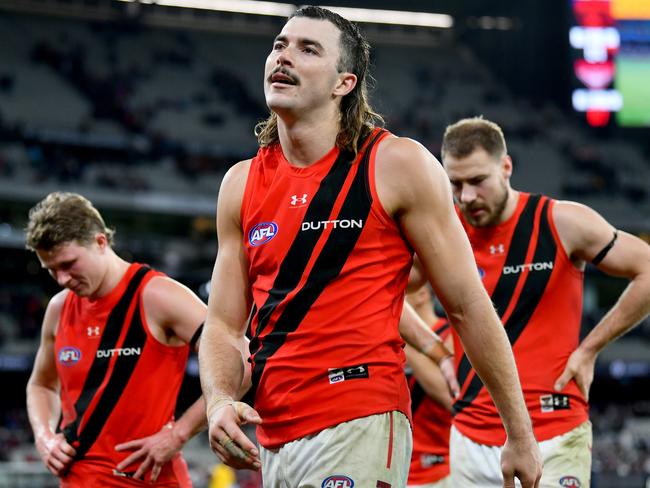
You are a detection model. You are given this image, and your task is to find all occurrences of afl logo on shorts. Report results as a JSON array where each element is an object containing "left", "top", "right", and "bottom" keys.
[
  {"left": 58, "top": 347, "right": 81, "bottom": 366},
  {"left": 248, "top": 222, "right": 278, "bottom": 247},
  {"left": 322, "top": 475, "right": 354, "bottom": 488},
  {"left": 559, "top": 476, "right": 581, "bottom": 487},
  {"left": 477, "top": 266, "right": 486, "bottom": 279}
]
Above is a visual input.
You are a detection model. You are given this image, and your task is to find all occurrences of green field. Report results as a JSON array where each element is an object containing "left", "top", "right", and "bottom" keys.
[{"left": 615, "top": 55, "right": 650, "bottom": 126}]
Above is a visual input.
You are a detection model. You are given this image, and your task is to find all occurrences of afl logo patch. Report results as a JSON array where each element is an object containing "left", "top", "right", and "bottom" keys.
[
  {"left": 559, "top": 476, "right": 581, "bottom": 487},
  {"left": 58, "top": 347, "right": 81, "bottom": 365},
  {"left": 248, "top": 222, "right": 278, "bottom": 247},
  {"left": 322, "top": 475, "right": 354, "bottom": 488},
  {"left": 477, "top": 266, "right": 486, "bottom": 279}
]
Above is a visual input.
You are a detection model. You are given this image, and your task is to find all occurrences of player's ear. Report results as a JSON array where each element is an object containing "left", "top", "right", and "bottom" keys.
[
  {"left": 333, "top": 72, "right": 357, "bottom": 97},
  {"left": 501, "top": 155, "right": 513, "bottom": 179},
  {"left": 95, "top": 233, "right": 108, "bottom": 252}
]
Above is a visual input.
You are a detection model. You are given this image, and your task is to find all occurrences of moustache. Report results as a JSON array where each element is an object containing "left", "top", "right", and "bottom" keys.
[
  {"left": 463, "top": 203, "right": 487, "bottom": 212},
  {"left": 268, "top": 66, "right": 299, "bottom": 85}
]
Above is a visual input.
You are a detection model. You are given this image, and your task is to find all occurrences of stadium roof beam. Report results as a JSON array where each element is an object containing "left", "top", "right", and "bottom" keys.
[
  {"left": 0, "top": 0, "right": 452, "bottom": 46},
  {"left": 117, "top": 0, "right": 454, "bottom": 29}
]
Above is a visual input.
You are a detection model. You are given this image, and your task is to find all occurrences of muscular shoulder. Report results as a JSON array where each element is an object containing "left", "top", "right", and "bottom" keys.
[
  {"left": 374, "top": 135, "right": 449, "bottom": 217},
  {"left": 142, "top": 275, "right": 206, "bottom": 343},
  {"left": 552, "top": 200, "right": 615, "bottom": 262},
  {"left": 218, "top": 159, "right": 252, "bottom": 224},
  {"left": 375, "top": 136, "right": 436, "bottom": 176},
  {"left": 142, "top": 275, "right": 183, "bottom": 310},
  {"left": 552, "top": 199, "right": 593, "bottom": 221},
  {"left": 221, "top": 159, "right": 252, "bottom": 196},
  {"left": 44, "top": 289, "right": 70, "bottom": 337},
  {"left": 49, "top": 289, "right": 70, "bottom": 309}
]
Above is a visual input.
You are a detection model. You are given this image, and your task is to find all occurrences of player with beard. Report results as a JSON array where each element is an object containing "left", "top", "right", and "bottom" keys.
[{"left": 441, "top": 117, "right": 650, "bottom": 487}]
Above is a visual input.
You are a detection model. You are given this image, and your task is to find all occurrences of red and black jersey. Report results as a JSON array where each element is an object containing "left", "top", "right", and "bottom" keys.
[
  {"left": 241, "top": 129, "right": 414, "bottom": 448},
  {"left": 55, "top": 263, "right": 191, "bottom": 486},
  {"left": 407, "top": 318, "right": 452, "bottom": 485},
  {"left": 452, "top": 193, "right": 589, "bottom": 445}
]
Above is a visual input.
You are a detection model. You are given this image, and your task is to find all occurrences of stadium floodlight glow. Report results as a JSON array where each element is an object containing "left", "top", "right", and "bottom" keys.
[
  {"left": 117, "top": 1, "right": 454, "bottom": 28},
  {"left": 318, "top": 6, "right": 453, "bottom": 28},
  {"left": 117, "top": 0, "right": 295, "bottom": 17}
]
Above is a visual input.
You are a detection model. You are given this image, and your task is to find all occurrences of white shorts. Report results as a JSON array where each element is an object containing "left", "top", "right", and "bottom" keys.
[
  {"left": 407, "top": 475, "right": 450, "bottom": 488},
  {"left": 450, "top": 421, "right": 592, "bottom": 488},
  {"left": 260, "top": 411, "right": 412, "bottom": 488}
]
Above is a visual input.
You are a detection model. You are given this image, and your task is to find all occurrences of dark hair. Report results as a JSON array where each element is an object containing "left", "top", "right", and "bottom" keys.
[
  {"left": 441, "top": 117, "right": 507, "bottom": 160},
  {"left": 255, "top": 5, "right": 383, "bottom": 155},
  {"left": 25, "top": 192, "right": 115, "bottom": 251}
]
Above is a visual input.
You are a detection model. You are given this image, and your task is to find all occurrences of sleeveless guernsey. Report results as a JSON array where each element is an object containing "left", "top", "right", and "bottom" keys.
[
  {"left": 407, "top": 318, "right": 452, "bottom": 485},
  {"left": 453, "top": 193, "right": 589, "bottom": 445},
  {"left": 241, "top": 129, "right": 413, "bottom": 448},
  {"left": 55, "top": 263, "right": 191, "bottom": 486}
]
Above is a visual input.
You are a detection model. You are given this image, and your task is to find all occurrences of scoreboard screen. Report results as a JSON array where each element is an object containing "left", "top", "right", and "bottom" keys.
[{"left": 570, "top": 0, "right": 650, "bottom": 127}]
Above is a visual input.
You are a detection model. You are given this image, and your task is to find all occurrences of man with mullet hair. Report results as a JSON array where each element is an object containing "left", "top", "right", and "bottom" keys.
[
  {"left": 440, "top": 117, "right": 650, "bottom": 487},
  {"left": 25, "top": 192, "right": 219, "bottom": 487},
  {"left": 200, "top": 7, "right": 542, "bottom": 487}
]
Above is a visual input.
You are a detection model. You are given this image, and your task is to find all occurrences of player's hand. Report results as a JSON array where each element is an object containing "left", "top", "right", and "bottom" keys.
[
  {"left": 208, "top": 400, "right": 262, "bottom": 470},
  {"left": 554, "top": 346, "right": 596, "bottom": 401},
  {"left": 439, "top": 356, "right": 460, "bottom": 399},
  {"left": 35, "top": 432, "right": 76, "bottom": 477},
  {"left": 115, "top": 422, "right": 183, "bottom": 482},
  {"left": 501, "top": 433, "right": 542, "bottom": 488}
]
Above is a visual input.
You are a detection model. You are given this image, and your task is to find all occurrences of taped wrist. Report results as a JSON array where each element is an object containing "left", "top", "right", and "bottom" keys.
[
  {"left": 421, "top": 339, "right": 453, "bottom": 365},
  {"left": 206, "top": 394, "right": 235, "bottom": 421}
]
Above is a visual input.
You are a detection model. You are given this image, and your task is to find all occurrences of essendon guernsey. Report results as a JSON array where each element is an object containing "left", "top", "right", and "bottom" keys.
[
  {"left": 453, "top": 193, "right": 589, "bottom": 445},
  {"left": 241, "top": 129, "right": 413, "bottom": 448},
  {"left": 55, "top": 263, "right": 191, "bottom": 486}
]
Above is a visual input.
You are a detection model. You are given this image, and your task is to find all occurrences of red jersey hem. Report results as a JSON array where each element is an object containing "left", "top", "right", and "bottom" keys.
[
  {"left": 257, "top": 406, "right": 412, "bottom": 449},
  {"left": 453, "top": 411, "right": 589, "bottom": 446},
  {"left": 407, "top": 466, "right": 450, "bottom": 485},
  {"left": 62, "top": 456, "right": 190, "bottom": 487}
]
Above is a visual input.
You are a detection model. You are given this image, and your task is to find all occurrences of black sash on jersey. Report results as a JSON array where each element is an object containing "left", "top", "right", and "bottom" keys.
[
  {"left": 62, "top": 265, "right": 151, "bottom": 460},
  {"left": 249, "top": 130, "right": 387, "bottom": 400},
  {"left": 453, "top": 195, "right": 557, "bottom": 415},
  {"left": 410, "top": 383, "right": 428, "bottom": 415}
]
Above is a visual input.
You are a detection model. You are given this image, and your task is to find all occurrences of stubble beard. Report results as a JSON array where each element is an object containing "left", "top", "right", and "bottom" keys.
[{"left": 465, "top": 182, "right": 509, "bottom": 228}]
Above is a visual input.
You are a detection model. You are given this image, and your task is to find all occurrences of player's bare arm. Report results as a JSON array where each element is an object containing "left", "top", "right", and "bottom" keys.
[
  {"left": 142, "top": 275, "right": 208, "bottom": 346},
  {"left": 199, "top": 159, "right": 262, "bottom": 471},
  {"left": 26, "top": 290, "right": 77, "bottom": 477},
  {"left": 143, "top": 276, "right": 252, "bottom": 396},
  {"left": 399, "top": 302, "right": 459, "bottom": 397},
  {"left": 114, "top": 276, "right": 211, "bottom": 481},
  {"left": 405, "top": 342, "right": 455, "bottom": 412},
  {"left": 406, "top": 255, "right": 427, "bottom": 292},
  {"left": 553, "top": 201, "right": 650, "bottom": 399},
  {"left": 375, "top": 136, "right": 542, "bottom": 488}
]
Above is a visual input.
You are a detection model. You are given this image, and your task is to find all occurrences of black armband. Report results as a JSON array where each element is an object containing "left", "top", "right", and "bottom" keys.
[
  {"left": 189, "top": 323, "right": 204, "bottom": 350},
  {"left": 591, "top": 230, "right": 618, "bottom": 265}
]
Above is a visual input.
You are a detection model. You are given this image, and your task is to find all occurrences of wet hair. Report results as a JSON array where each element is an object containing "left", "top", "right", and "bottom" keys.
[
  {"left": 255, "top": 5, "right": 384, "bottom": 155},
  {"left": 25, "top": 192, "right": 115, "bottom": 251},
  {"left": 441, "top": 117, "right": 507, "bottom": 161}
]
